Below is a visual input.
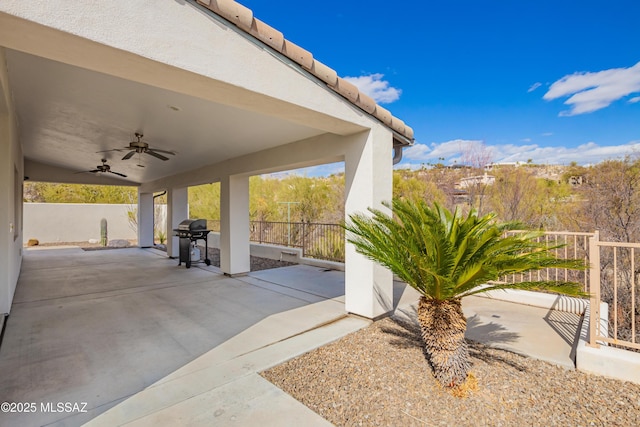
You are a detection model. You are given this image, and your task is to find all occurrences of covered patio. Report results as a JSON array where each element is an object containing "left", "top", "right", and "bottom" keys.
[{"left": 0, "top": 0, "right": 414, "bottom": 326}]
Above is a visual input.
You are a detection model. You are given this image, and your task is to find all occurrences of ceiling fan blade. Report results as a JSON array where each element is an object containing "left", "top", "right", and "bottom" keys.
[
  {"left": 122, "top": 151, "right": 136, "bottom": 160},
  {"left": 89, "top": 169, "right": 100, "bottom": 173},
  {"left": 149, "top": 148, "right": 175, "bottom": 155},
  {"left": 109, "top": 171, "right": 128, "bottom": 178},
  {"left": 146, "top": 150, "right": 169, "bottom": 161},
  {"left": 97, "top": 148, "right": 125, "bottom": 153}
]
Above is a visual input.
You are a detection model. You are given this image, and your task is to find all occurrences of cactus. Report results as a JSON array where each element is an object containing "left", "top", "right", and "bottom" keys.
[
  {"left": 156, "top": 230, "right": 167, "bottom": 245},
  {"left": 100, "top": 218, "right": 108, "bottom": 247}
]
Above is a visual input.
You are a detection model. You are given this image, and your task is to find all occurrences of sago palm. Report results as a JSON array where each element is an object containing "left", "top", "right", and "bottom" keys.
[{"left": 344, "top": 199, "right": 585, "bottom": 387}]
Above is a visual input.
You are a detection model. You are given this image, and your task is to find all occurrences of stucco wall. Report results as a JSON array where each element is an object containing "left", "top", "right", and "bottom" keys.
[
  {"left": 23, "top": 203, "right": 166, "bottom": 244},
  {"left": 0, "top": 47, "right": 23, "bottom": 314}
]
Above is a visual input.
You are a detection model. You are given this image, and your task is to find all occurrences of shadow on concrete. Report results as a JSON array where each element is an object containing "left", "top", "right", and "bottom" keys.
[
  {"left": 465, "top": 314, "right": 521, "bottom": 346},
  {"left": 543, "top": 298, "right": 583, "bottom": 364},
  {"left": 543, "top": 298, "right": 583, "bottom": 347}
]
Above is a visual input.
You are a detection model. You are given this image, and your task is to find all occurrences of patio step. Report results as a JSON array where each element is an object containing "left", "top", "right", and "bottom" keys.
[{"left": 85, "top": 308, "right": 369, "bottom": 426}]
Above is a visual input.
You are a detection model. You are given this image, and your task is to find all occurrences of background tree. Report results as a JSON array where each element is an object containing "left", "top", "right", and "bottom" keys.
[
  {"left": 486, "top": 168, "right": 574, "bottom": 229},
  {"left": 249, "top": 176, "right": 281, "bottom": 221},
  {"left": 577, "top": 157, "right": 640, "bottom": 242},
  {"left": 413, "top": 167, "right": 460, "bottom": 211},
  {"left": 459, "top": 141, "right": 494, "bottom": 215},
  {"left": 487, "top": 167, "right": 537, "bottom": 223},
  {"left": 24, "top": 182, "right": 136, "bottom": 204},
  {"left": 188, "top": 183, "right": 221, "bottom": 222},
  {"left": 393, "top": 170, "right": 430, "bottom": 203}
]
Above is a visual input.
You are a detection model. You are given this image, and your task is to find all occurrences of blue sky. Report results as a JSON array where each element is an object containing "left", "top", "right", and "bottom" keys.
[{"left": 241, "top": 0, "right": 640, "bottom": 174}]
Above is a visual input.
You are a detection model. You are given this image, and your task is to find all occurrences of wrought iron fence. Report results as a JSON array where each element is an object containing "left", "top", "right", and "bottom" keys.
[
  {"left": 205, "top": 219, "right": 345, "bottom": 262},
  {"left": 502, "top": 230, "right": 596, "bottom": 292},
  {"left": 589, "top": 237, "right": 640, "bottom": 352}
]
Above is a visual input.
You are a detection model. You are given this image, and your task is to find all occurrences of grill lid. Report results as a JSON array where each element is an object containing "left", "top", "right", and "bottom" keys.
[{"left": 177, "top": 219, "right": 207, "bottom": 231}]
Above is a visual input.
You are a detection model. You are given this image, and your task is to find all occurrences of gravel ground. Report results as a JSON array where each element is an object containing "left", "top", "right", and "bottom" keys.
[
  {"left": 197, "top": 245, "right": 297, "bottom": 272},
  {"left": 262, "top": 316, "right": 640, "bottom": 427}
]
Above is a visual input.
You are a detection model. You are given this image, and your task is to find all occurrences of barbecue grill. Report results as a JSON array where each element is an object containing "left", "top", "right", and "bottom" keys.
[{"left": 173, "top": 219, "right": 211, "bottom": 268}]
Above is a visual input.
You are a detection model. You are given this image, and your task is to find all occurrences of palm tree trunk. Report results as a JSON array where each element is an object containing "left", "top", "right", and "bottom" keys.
[{"left": 417, "top": 296, "right": 470, "bottom": 387}]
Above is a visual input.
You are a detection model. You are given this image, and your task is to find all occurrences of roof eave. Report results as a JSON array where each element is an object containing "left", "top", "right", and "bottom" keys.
[{"left": 194, "top": 0, "right": 415, "bottom": 142}]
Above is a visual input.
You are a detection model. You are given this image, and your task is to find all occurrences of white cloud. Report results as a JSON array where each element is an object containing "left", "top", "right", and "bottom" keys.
[
  {"left": 541, "top": 132, "right": 554, "bottom": 137},
  {"left": 543, "top": 62, "right": 640, "bottom": 116},
  {"left": 494, "top": 141, "right": 640, "bottom": 165},
  {"left": 399, "top": 140, "right": 485, "bottom": 165},
  {"left": 343, "top": 73, "right": 402, "bottom": 104},
  {"left": 629, "top": 96, "right": 640, "bottom": 104},
  {"left": 397, "top": 140, "right": 640, "bottom": 169},
  {"left": 402, "top": 143, "right": 432, "bottom": 161},
  {"left": 521, "top": 138, "right": 532, "bottom": 142},
  {"left": 270, "top": 140, "right": 640, "bottom": 177},
  {"left": 431, "top": 139, "right": 485, "bottom": 160},
  {"left": 528, "top": 82, "right": 542, "bottom": 92}
]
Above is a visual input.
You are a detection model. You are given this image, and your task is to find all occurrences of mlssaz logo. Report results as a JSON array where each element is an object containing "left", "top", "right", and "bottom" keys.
[{"left": 40, "top": 402, "right": 88, "bottom": 413}]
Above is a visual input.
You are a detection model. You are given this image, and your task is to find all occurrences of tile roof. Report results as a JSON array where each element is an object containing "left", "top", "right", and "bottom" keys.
[{"left": 195, "top": 0, "right": 414, "bottom": 143}]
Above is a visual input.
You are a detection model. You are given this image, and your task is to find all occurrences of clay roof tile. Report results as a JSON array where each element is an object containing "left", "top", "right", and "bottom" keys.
[
  {"left": 334, "top": 77, "right": 360, "bottom": 104},
  {"left": 249, "top": 19, "right": 285, "bottom": 52},
  {"left": 283, "top": 40, "right": 314, "bottom": 70},
  {"left": 309, "top": 60, "right": 338, "bottom": 86}
]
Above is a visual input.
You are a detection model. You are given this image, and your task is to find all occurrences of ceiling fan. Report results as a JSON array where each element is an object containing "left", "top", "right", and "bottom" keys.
[
  {"left": 76, "top": 159, "right": 127, "bottom": 177},
  {"left": 99, "top": 133, "right": 175, "bottom": 161}
]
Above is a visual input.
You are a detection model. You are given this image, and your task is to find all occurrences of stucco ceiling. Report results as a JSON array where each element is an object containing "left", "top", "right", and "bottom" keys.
[{"left": 7, "top": 49, "right": 327, "bottom": 185}]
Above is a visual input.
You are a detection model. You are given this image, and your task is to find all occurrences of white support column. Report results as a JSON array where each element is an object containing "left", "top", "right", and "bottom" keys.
[
  {"left": 344, "top": 128, "right": 394, "bottom": 319},
  {"left": 166, "top": 187, "right": 188, "bottom": 258},
  {"left": 138, "top": 191, "right": 154, "bottom": 248},
  {"left": 220, "top": 174, "right": 250, "bottom": 276}
]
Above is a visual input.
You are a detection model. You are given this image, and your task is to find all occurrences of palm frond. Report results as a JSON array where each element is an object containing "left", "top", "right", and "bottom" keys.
[
  {"left": 344, "top": 199, "right": 587, "bottom": 302},
  {"left": 459, "top": 280, "right": 588, "bottom": 298}
]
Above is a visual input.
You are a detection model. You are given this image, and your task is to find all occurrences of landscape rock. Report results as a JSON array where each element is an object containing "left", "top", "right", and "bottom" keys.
[{"left": 107, "top": 239, "right": 130, "bottom": 248}]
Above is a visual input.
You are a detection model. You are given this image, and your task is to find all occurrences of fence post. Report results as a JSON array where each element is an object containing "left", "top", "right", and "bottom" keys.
[
  {"left": 302, "top": 221, "right": 307, "bottom": 258},
  {"left": 588, "top": 234, "right": 601, "bottom": 348}
]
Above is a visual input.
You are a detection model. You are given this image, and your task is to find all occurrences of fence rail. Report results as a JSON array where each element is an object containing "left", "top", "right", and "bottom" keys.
[
  {"left": 502, "top": 230, "right": 597, "bottom": 292},
  {"left": 589, "top": 236, "right": 640, "bottom": 351},
  {"left": 206, "top": 219, "right": 345, "bottom": 262},
  {"left": 502, "top": 230, "right": 639, "bottom": 352}
]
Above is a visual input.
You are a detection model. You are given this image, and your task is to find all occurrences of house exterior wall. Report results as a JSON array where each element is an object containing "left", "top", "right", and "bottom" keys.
[{"left": 0, "top": 47, "right": 23, "bottom": 314}]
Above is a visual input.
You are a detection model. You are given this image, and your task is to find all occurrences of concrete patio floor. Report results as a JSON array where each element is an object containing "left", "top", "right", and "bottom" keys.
[{"left": 0, "top": 247, "right": 581, "bottom": 426}]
